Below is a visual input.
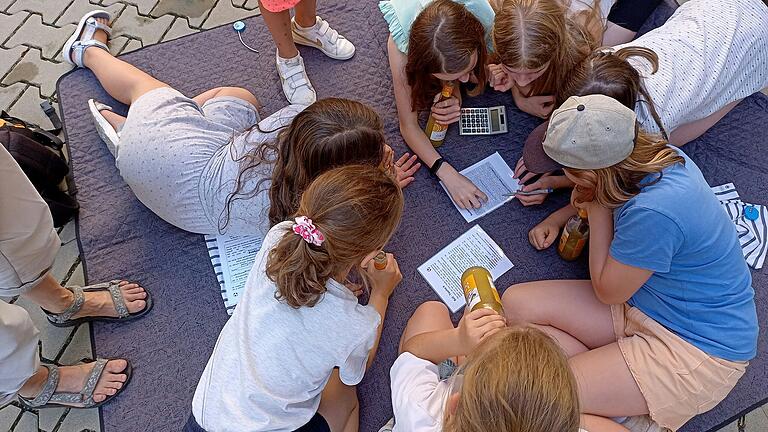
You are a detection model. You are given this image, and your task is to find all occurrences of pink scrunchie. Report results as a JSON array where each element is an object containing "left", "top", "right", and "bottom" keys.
[{"left": 292, "top": 216, "right": 325, "bottom": 246}]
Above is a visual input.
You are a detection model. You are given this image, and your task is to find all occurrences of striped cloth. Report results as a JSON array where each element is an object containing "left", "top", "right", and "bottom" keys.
[{"left": 712, "top": 183, "right": 767, "bottom": 270}]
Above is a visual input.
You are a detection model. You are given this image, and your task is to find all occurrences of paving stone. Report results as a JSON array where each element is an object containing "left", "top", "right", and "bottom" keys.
[
  {"left": 160, "top": 16, "right": 196, "bottom": 42},
  {"left": 111, "top": 4, "right": 174, "bottom": 45},
  {"left": 7, "top": 84, "right": 53, "bottom": 128},
  {"left": 0, "top": 81, "right": 26, "bottom": 111},
  {"left": 0, "top": 44, "right": 26, "bottom": 79},
  {"left": 102, "top": 0, "right": 157, "bottom": 15},
  {"left": 119, "top": 38, "right": 142, "bottom": 54},
  {"left": 55, "top": 0, "right": 125, "bottom": 26},
  {"left": 59, "top": 324, "right": 94, "bottom": 365},
  {"left": 51, "top": 234, "right": 80, "bottom": 283},
  {"left": 59, "top": 220, "right": 77, "bottom": 243},
  {"left": 57, "top": 406, "right": 100, "bottom": 432},
  {"left": 150, "top": 0, "right": 216, "bottom": 28},
  {"left": 243, "top": 0, "right": 260, "bottom": 10},
  {"left": 0, "top": 0, "right": 16, "bottom": 12},
  {"left": 0, "top": 11, "right": 27, "bottom": 45},
  {"left": 65, "top": 261, "right": 85, "bottom": 287},
  {"left": 13, "top": 411, "right": 38, "bottom": 432},
  {"left": 13, "top": 296, "right": 77, "bottom": 361},
  {"left": 38, "top": 406, "right": 67, "bottom": 432},
  {"left": 719, "top": 407, "right": 768, "bottom": 431},
  {"left": 108, "top": 35, "right": 130, "bottom": 55},
  {"left": 5, "top": 14, "right": 76, "bottom": 60},
  {"left": 2, "top": 48, "right": 73, "bottom": 97},
  {"left": 202, "top": 0, "right": 258, "bottom": 29},
  {"left": 0, "top": 405, "right": 22, "bottom": 429},
  {"left": 7, "top": 0, "right": 69, "bottom": 25}
]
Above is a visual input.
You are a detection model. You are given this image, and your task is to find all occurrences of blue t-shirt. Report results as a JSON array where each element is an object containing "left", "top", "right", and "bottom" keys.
[
  {"left": 610, "top": 149, "right": 758, "bottom": 362},
  {"left": 379, "top": 0, "right": 496, "bottom": 54}
]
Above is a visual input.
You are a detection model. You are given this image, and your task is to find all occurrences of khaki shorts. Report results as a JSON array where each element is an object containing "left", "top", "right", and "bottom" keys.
[{"left": 611, "top": 304, "right": 747, "bottom": 431}]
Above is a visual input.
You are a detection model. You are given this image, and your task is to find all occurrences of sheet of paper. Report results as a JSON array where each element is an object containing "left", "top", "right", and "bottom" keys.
[
  {"left": 441, "top": 152, "right": 520, "bottom": 222},
  {"left": 418, "top": 225, "right": 514, "bottom": 312},
  {"left": 204, "top": 234, "right": 263, "bottom": 315}
]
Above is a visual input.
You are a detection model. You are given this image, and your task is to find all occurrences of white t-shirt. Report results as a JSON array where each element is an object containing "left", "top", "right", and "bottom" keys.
[
  {"left": 192, "top": 222, "right": 381, "bottom": 432},
  {"left": 613, "top": 0, "right": 768, "bottom": 135}
]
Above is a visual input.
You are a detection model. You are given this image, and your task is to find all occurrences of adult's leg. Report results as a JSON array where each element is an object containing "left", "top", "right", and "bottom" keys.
[
  {"left": 669, "top": 99, "right": 741, "bottom": 146},
  {"left": 399, "top": 301, "right": 455, "bottom": 353},
  {"left": 0, "top": 301, "right": 39, "bottom": 406},
  {"left": 570, "top": 343, "right": 649, "bottom": 418},
  {"left": 502, "top": 280, "right": 616, "bottom": 357},
  {"left": 294, "top": 0, "right": 318, "bottom": 27},
  {"left": 316, "top": 369, "right": 359, "bottom": 432},
  {"left": 259, "top": 1, "right": 299, "bottom": 58}
]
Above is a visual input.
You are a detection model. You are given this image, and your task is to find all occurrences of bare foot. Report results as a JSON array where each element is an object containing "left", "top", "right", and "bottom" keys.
[
  {"left": 70, "top": 281, "right": 148, "bottom": 320},
  {"left": 19, "top": 360, "right": 129, "bottom": 405}
]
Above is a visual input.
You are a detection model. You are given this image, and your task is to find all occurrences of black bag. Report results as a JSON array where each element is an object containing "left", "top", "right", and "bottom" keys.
[{"left": 0, "top": 112, "right": 79, "bottom": 227}]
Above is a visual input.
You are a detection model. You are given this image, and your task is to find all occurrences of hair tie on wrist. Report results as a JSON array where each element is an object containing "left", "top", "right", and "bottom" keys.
[{"left": 292, "top": 216, "right": 325, "bottom": 246}]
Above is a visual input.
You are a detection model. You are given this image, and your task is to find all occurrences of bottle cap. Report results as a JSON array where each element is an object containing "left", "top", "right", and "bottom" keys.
[
  {"left": 373, "top": 251, "right": 387, "bottom": 270},
  {"left": 233, "top": 21, "right": 246, "bottom": 32},
  {"left": 577, "top": 208, "right": 588, "bottom": 219},
  {"left": 744, "top": 205, "right": 760, "bottom": 221}
]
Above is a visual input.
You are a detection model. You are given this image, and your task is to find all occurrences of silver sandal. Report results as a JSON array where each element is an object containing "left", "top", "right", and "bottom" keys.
[
  {"left": 88, "top": 99, "right": 121, "bottom": 156},
  {"left": 43, "top": 280, "right": 153, "bottom": 327},
  {"left": 62, "top": 10, "right": 113, "bottom": 68},
  {"left": 18, "top": 360, "right": 132, "bottom": 409}
]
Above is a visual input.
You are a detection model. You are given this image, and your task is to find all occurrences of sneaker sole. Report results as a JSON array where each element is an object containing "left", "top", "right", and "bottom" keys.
[{"left": 292, "top": 31, "right": 355, "bottom": 60}]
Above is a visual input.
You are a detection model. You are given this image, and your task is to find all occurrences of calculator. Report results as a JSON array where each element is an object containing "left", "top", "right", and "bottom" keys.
[{"left": 459, "top": 106, "right": 508, "bottom": 135}]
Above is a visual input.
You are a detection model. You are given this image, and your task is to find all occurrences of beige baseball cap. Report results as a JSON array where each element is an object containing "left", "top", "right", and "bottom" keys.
[{"left": 522, "top": 94, "right": 637, "bottom": 173}]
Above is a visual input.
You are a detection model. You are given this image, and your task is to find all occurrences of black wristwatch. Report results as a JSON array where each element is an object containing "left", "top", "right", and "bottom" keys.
[{"left": 429, "top": 158, "right": 446, "bottom": 178}]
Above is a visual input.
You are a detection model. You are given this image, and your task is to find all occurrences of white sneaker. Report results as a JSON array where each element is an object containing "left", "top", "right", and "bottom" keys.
[
  {"left": 291, "top": 16, "right": 355, "bottom": 60},
  {"left": 276, "top": 52, "right": 316, "bottom": 105}
]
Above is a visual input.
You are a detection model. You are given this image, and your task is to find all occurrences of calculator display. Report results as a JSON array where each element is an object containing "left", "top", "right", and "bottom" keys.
[{"left": 490, "top": 110, "right": 500, "bottom": 131}]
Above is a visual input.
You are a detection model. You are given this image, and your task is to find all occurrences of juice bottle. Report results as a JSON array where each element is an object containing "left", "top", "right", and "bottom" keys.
[
  {"left": 424, "top": 81, "right": 455, "bottom": 147},
  {"left": 373, "top": 251, "right": 388, "bottom": 270},
  {"left": 461, "top": 266, "right": 504, "bottom": 315},
  {"left": 558, "top": 209, "right": 589, "bottom": 261}
]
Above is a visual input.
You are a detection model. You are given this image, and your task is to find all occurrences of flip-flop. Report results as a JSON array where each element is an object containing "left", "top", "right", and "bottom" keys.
[
  {"left": 88, "top": 99, "right": 120, "bottom": 156},
  {"left": 18, "top": 359, "right": 132, "bottom": 409},
  {"left": 43, "top": 280, "right": 153, "bottom": 327},
  {"left": 62, "top": 10, "right": 112, "bottom": 68}
]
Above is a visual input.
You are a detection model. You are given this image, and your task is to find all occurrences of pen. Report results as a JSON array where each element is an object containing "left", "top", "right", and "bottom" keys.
[{"left": 504, "top": 188, "right": 554, "bottom": 197}]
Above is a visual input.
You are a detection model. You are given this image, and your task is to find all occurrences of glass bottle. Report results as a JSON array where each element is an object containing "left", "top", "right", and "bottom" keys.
[
  {"left": 558, "top": 209, "right": 589, "bottom": 261},
  {"left": 461, "top": 266, "right": 504, "bottom": 315},
  {"left": 373, "top": 251, "right": 388, "bottom": 270},
  {"left": 424, "top": 81, "right": 455, "bottom": 147}
]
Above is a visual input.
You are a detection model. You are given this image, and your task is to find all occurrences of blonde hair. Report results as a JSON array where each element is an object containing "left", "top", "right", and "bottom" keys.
[
  {"left": 444, "top": 327, "right": 580, "bottom": 432},
  {"left": 493, "top": 0, "right": 602, "bottom": 97},
  {"left": 567, "top": 129, "right": 685, "bottom": 209},
  {"left": 265, "top": 165, "right": 403, "bottom": 308}
]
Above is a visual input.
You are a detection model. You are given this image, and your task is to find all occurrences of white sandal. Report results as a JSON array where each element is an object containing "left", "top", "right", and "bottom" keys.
[
  {"left": 88, "top": 99, "right": 121, "bottom": 156},
  {"left": 62, "top": 10, "right": 112, "bottom": 68}
]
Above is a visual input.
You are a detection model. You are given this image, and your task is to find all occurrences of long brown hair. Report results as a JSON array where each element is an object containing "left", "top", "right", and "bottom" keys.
[
  {"left": 559, "top": 46, "right": 668, "bottom": 138},
  {"left": 221, "top": 99, "right": 386, "bottom": 231},
  {"left": 568, "top": 129, "right": 684, "bottom": 209},
  {"left": 406, "top": 0, "right": 488, "bottom": 111},
  {"left": 444, "top": 327, "right": 580, "bottom": 432},
  {"left": 265, "top": 165, "right": 403, "bottom": 308},
  {"left": 493, "top": 0, "right": 602, "bottom": 98}
]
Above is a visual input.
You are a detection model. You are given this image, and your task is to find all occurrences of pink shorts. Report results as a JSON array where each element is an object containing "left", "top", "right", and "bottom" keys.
[{"left": 260, "top": 0, "right": 302, "bottom": 12}]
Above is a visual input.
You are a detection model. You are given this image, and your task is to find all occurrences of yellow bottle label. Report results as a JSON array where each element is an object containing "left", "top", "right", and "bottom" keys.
[
  {"left": 429, "top": 123, "right": 448, "bottom": 141},
  {"left": 466, "top": 288, "right": 481, "bottom": 311}
]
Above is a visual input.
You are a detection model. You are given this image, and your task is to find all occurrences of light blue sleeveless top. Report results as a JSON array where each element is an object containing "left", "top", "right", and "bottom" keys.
[{"left": 379, "top": 0, "right": 496, "bottom": 54}]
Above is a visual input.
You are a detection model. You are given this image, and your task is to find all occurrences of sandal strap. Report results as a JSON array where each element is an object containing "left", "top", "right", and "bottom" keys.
[
  {"left": 72, "top": 39, "right": 109, "bottom": 68},
  {"left": 22, "top": 364, "right": 60, "bottom": 407},
  {"left": 47, "top": 359, "right": 108, "bottom": 407},
  {"left": 48, "top": 286, "right": 85, "bottom": 324},
  {"left": 103, "top": 281, "right": 130, "bottom": 318},
  {"left": 84, "top": 16, "right": 113, "bottom": 37}
]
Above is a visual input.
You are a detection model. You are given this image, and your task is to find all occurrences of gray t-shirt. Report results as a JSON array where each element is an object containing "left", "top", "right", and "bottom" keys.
[{"left": 192, "top": 222, "right": 381, "bottom": 432}]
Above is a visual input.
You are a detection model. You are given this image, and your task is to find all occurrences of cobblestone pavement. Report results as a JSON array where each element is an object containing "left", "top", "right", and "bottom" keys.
[{"left": 1, "top": 0, "right": 767, "bottom": 431}]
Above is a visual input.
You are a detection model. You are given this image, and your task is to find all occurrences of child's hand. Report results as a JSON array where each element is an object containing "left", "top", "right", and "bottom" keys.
[
  {"left": 441, "top": 164, "right": 488, "bottom": 209},
  {"left": 512, "top": 86, "right": 554, "bottom": 119},
  {"left": 431, "top": 94, "right": 461, "bottom": 125},
  {"left": 529, "top": 218, "right": 561, "bottom": 250},
  {"left": 361, "top": 252, "right": 402, "bottom": 299},
  {"left": 488, "top": 63, "right": 513, "bottom": 92},
  {"left": 457, "top": 308, "right": 506, "bottom": 352},
  {"left": 394, "top": 152, "right": 420, "bottom": 188}
]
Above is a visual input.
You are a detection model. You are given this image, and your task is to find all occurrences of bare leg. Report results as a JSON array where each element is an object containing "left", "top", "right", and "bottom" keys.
[
  {"left": 100, "top": 109, "right": 127, "bottom": 130},
  {"left": 259, "top": 1, "right": 299, "bottom": 58},
  {"left": 18, "top": 359, "right": 129, "bottom": 404},
  {"left": 294, "top": 0, "right": 318, "bottom": 27},
  {"left": 581, "top": 414, "right": 630, "bottom": 432},
  {"left": 22, "top": 273, "right": 147, "bottom": 320},
  {"left": 317, "top": 369, "right": 359, "bottom": 432},
  {"left": 192, "top": 86, "right": 261, "bottom": 108},
  {"left": 75, "top": 17, "right": 168, "bottom": 105},
  {"left": 669, "top": 99, "right": 741, "bottom": 146},
  {"left": 399, "top": 301, "right": 456, "bottom": 356},
  {"left": 570, "top": 343, "right": 648, "bottom": 417},
  {"left": 602, "top": 22, "right": 636, "bottom": 46},
  {"left": 502, "top": 280, "right": 616, "bottom": 357}
]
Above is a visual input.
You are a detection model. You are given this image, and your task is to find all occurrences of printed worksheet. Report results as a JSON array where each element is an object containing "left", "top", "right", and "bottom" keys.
[
  {"left": 418, "top": 225, "right": 514, "bottom": 312},
  {"left": 205, "top": 235, "right": 263, "bottom": 315},
  {"left": 441, "top": 152, "right": 520, "bottom": 222}
]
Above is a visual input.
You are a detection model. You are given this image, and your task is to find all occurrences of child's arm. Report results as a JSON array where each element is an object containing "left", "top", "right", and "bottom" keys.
[
  {"left": 511, "top": 84, "right": 555, "bottom": 119},
  {"left": 363, "top": 252, "right": 402, "bottom": 369},
  {"left": 402, "top": 308, "right": 506, "bottom": 364},
  {"left": 529, "top": 204, "right": 576, "bottom": 250},
  {"left": 387, "top": 37, "right": 488, "bottom": 210}
]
